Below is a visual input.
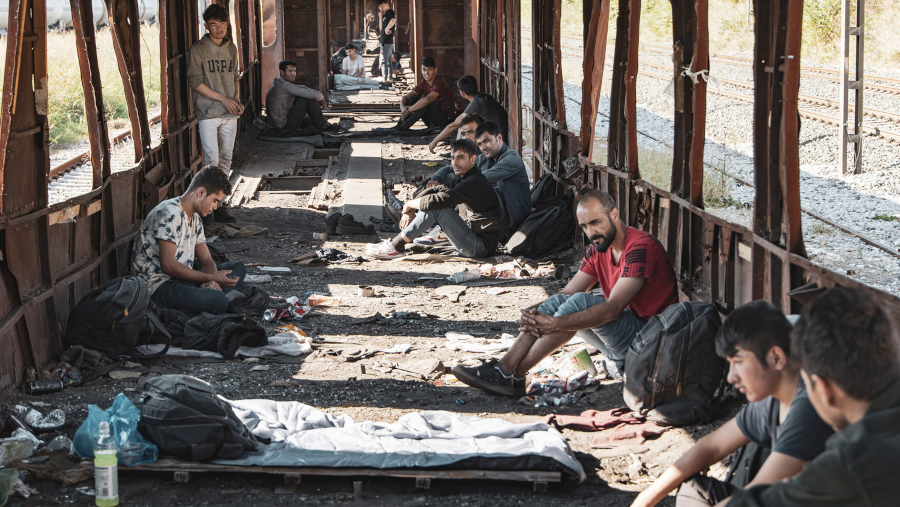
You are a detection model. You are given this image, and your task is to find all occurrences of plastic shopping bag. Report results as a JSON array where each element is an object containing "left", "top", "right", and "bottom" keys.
[{"left": 73, "top": 393, "right": 158, "bottom": 466}]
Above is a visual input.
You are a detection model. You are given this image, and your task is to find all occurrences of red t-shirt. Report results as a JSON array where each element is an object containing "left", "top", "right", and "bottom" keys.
[
  {"left": 412, "top": 76, "right": 456, "bottom": 118},
  {"left": 578, "top": 227, "right": 678, "bottom": 321}
]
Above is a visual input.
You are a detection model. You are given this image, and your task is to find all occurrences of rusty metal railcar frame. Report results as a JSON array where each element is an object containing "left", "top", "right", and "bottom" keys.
[{"left": 0, "top": 0, "right": 264, "bottom": 387}]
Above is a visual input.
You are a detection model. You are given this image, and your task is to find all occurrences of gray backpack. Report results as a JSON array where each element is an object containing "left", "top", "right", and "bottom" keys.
[
  {"left": 623, "top": 301, "right": 724, "bottom": 426},
  {"left": 136, "top": 375, "right": 258, "bottom": 461}
]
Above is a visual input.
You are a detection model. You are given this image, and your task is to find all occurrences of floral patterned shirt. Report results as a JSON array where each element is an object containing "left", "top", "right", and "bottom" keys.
[{"left": 131, "top": 197, "right": 205, "bottom": 294}]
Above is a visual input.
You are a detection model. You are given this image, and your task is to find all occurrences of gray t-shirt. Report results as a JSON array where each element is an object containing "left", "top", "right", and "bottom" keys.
[
  {"left": 736, "top": 378, "right": 834, "bottom": 461},
  {"left": 131, "top": 198, "right": 206, "bottom": 294},
  {"left": 463, "top": 93, "right": 509, "bottom": 142}
]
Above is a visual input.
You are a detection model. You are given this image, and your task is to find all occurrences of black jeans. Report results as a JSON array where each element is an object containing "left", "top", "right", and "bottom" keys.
[
  {"left": 151, "top": 260, "right": 251, "bottom": 315},
  {"left": 396, "top": 93, "right": 452, "bottom": 130},
  {"left": 271, "top": 97, "right": 326, "bottom": 137},
  {"left": 675, "top": 442, "right": 770, "bottom": 506}
]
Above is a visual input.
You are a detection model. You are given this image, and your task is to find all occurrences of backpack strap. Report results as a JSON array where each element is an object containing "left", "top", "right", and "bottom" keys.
[{"left": 133, "top": 311, "right": 172, "bottom": 359}]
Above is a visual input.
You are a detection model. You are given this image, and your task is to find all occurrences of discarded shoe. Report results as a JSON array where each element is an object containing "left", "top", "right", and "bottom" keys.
[
  {"left": 452, "top": 359, "right": 526, "bottom": 397},
  {"left": 325, "top": 212, "right": 342, "bottom": 235},
  {"left": 213, "top": 207, "right": 237, "bottom": 223},
  {"left": 365, "top": 240, "right": 405, "bottom": 260},
  {"left": 413, "top": 226, "right": 450, "bottom": 246},
  {"left": 335, "top": 214, "right": 375, "bottom": 235}
]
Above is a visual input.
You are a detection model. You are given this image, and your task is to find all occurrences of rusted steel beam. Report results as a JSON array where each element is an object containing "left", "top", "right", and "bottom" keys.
[
  {"left": 69, "top": 0, "right": 111, "bottom": 188},
  {"left": 505, "top": 0, "right": 522, "bottom": 151},
  {"left": 318, "top": 0, "right": 329, "bottom": 100},
  {"left": 579, "top": 0, "right": 610, "bottom": 161},
  {"left": 105, "top": 0, "right": 151, "bottom": 164},
  {"left": 688, "top": 0, "right": 708, "bottom": 208},
  {"left": 780, "top": 0, "right": 806, "bottom": 258},
  {"left": 625, "top": 0, "right": 640, "bottom": 180},
  {"left": 606, "top": 0, "right": 629, "bottom": 174}
]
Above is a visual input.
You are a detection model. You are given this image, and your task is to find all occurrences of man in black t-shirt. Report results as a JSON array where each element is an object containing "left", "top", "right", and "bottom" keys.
[
  {"left": 630, "top": 301, "right": 834, "bottom": 507},
  {"left": 378, "top": 0, "right": 396, "bottom": 85},
  {"left": 428, "top": 75, "right": 509, "bottom": 153}
]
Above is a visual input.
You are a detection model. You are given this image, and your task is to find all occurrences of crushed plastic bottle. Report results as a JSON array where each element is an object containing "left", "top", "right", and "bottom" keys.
[
  {"left": 17, "top": 406, "right": 66, "bottom": 431},
  {"left": 46, "top": 435, "right": 74, "bottom": 454},
  {"left": 448, "top": 268, "right": 481, "bottom": 284},
  {"left": 93, "top": 421, "right": 119, "bottom": 507},
  {"left": 0, "top": 439, "right": 34, "bottom": 466}
]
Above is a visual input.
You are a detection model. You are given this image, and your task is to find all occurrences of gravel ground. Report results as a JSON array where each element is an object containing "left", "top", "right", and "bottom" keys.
[{"left": 522, "top": 44, "right": 900, "bottom": 297}]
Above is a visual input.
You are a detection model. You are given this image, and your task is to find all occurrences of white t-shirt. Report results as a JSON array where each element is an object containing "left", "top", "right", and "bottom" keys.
[{"left": 342, "top": 55, "right": 365, "bottom": 78}]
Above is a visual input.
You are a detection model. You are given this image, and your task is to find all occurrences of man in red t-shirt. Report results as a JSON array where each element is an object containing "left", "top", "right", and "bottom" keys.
[
  {"left": 453, "top": 190, "right": 678, "bottom": 396},
  {"left": 395, "top": 56, "right": 456, "bottom": 131}
]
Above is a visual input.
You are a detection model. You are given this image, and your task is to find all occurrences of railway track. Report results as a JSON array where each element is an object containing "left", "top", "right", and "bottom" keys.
[{"left": 521, "top": 34, "right": 900, "bottom": 142}]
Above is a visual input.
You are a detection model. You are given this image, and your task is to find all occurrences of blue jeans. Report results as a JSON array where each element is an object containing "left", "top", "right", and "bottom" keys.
[
  {"left": 381, "top": 43, "right": 393, "bottom": 80},
  {"left": 402, "top": 208, "right": 488, "bottom": 258},
  {"left": 537, "top": 292, "right": 647, "bottom": 373},
  {"left": 152, "top": 260, "right": 251, "bottom": 315}
]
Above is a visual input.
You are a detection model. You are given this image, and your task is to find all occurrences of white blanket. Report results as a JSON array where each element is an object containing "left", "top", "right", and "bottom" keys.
[{"left": 217, "top": 399, "right": 585, "bottom": 485}]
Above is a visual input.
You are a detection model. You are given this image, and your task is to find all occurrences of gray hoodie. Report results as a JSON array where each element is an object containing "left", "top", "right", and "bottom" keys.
[{"left": 187, "top": 34, "right": 239, "bottom": 120}]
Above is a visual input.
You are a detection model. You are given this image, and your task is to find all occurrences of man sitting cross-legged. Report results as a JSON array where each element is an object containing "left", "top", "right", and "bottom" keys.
[
  {"left": 132, "top": 166, "right": 252, "bottom": 315},
  {"left": 452, "top": 189, "right": 678, "bottom": 395},
  {"left": 724, "top": 287, "right": 900, "bottom": 507},
  {"left": 367, "top": 139, "right": 505, "bottom": 260},
  {"left": 631, "top": 300, "right": 835, "bottom": 507}
]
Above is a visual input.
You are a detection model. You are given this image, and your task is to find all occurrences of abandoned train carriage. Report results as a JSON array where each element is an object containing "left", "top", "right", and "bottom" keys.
[{"left": 0, "top": 0, "right": 896, "bottom": 388}]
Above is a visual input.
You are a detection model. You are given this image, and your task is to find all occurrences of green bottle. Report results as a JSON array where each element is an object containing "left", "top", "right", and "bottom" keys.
[{"left": 93, "top": 421, "right": 119, "bottom": 506}]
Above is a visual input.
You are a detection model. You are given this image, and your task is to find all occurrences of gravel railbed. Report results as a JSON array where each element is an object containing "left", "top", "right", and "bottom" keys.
[{"left": 523, "top": 49, "right": 900, "bottom": 296}]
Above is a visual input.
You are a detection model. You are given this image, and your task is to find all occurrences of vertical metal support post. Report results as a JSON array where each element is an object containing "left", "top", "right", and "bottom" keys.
[{"left": 839, "top": 0, "right": 864, "bottom": 175}]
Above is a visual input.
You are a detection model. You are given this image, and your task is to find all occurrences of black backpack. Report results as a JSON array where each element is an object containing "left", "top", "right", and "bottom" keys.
[
  {"left": 530, "top": 173, "right": 559, "bottom": 209},
  {"left": 136, "top": 375, "right": 259, "bottom": 461},
  {"left": 505, "top": 203, "right": 576, "bottom": 257},
  {"left": 63, "top": 276, "right": 171, "bottom": 359},
  {"left": 623, "top": 301, "right": 724, "bottom": 426}
]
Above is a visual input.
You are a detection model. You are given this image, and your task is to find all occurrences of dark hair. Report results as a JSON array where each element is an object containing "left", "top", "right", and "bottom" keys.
[
  {"left": 378, "top": 0, "right": 390, "bottom": 4},
  {"left": 474, "top": 121, "right": 502, "bottom": 138},
  {"left": 460, "top": 113, "right": 484, "bottom": 127},
  {"left": 391, "top": 51, "right": 401, "bottom": 62},
  {"left": 792, "top": 287, "right": 900, "bottom": 400},
  {"left": 420, "top": 56, "right": 436, "bottom": 68},
  {"left": 344, "top": 43, "right": 356, "bottom": 51},
  {"left": 450, "top": 139, "right": 480, "bottom": 158},
  {"left": 457, "top": 75, "right": 478, "bottom": 96},
  {"left": 189, "top": 165, "right": 233, "bottom": 196},
  {"left": 578, "top": 189, "right": 616, "bottom": 213},
  {"left": 203, "top": 4, "right": 229, "bottom": 23},
  {"left": 279, "top": 60, "right": 297, "bottom": 72},
  {"left": 716, "top": 300, "right": 793, "bottom": 367}
]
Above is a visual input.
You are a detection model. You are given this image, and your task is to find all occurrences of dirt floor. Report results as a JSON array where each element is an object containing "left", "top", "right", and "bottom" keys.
[{"left": 0, "top": 117, "right": 743, "bottom": 507}]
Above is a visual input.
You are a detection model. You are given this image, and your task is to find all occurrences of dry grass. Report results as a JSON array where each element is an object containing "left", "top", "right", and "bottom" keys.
[{"left": 0, "top": 24, "right": 161, "bottom": 149}]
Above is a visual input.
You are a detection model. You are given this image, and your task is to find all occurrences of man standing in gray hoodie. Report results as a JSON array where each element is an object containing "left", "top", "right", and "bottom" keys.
[{"left": 187, "top": 4, "right": 243, "bottom": 223}]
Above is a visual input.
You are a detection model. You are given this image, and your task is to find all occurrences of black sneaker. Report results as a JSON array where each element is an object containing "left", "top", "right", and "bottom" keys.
[
  {"left": 325, "top": 213, "right": 342, "bottom": 235},
  {"left": 335, "top": 214, "right": 375, "bottom": 235},
  {"left": 213, "top": 207, "right": 237, "bottom": 223},
  {"left": 452, "top": 359, "right": 525, "bottom": 396}
]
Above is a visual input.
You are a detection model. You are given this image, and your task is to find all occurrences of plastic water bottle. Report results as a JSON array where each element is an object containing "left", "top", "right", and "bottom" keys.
[
  {"left": 93, "top": 421, "right": 119, "bottom": 506},
  {"left": 448, "top": 268, "right": 481, "bottom": 284}
]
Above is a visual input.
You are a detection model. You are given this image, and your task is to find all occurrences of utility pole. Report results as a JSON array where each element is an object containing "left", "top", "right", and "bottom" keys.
[{"left": 839, "top": 0, "right": 865, "bottom": 174}]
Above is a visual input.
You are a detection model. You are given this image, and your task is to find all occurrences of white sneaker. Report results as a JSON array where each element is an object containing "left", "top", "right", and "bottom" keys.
[
  {"left": 413, "top": 226, "right": 450, "bottom": 246},
  {"left": 366, "top": 240, "right": 405, "bottom": 260}
]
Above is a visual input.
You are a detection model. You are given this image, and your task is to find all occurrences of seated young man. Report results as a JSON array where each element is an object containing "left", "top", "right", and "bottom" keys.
[
  {"left": 263, "top": 60, "right": 341, "bottom": 138},
  {"left": 631, "top": 301, "right": 835, "bottom": 507},
  {"left": 394, "top": 56, "right": 456, "bottom": 131},
  {"left": 383, "top": 115, "right": 487, "bottom": 238},
  {"left": 367, "top": 139, "right": 505, "bottom": 259},
  {"left": 453, "top": 190, "right": 677, "bottom": 394},
  {"left": 390, "top": 51, "right": 403, "bottom": 78},
  {"left": 132, "top": 166, "right": 251, "bottom": 315},
  {"left": 428, "top": 76, "right": 509, "bottom": 153},
  {"left": 474, "top": 121, "right": 531, "bottom": 235},
  {"left": 725, "top": 287, "right": 900, "bottom": 507},
  {"left": 334, "top": 43, "right": 391, "bottom": 91}
]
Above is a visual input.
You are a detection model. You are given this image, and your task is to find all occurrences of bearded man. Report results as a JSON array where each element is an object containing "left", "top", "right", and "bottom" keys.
[{"left": 452, "top": 190, "right": 678, "bottom": 395}]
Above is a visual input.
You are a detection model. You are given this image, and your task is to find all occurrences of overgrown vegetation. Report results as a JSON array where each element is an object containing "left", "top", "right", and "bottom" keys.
[
  {"left": 0, "top": 24, "right": 162, "bottom": 149},
  {"left": 873, "top": 214, "right": 899, "bottom": 222}
]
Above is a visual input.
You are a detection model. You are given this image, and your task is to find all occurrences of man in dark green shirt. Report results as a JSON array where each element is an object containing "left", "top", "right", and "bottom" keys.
[{"left": 726, "top": 286, "right": 900, "bottom": 507}]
